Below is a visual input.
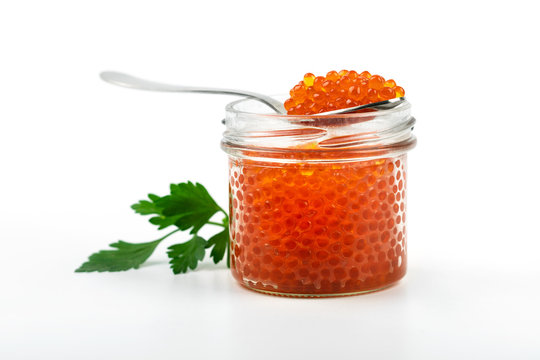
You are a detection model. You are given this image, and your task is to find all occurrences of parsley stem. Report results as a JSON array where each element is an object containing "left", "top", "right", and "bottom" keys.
[
  {"left": 157, "top": 228, "right": 182, "bottom": 242},
  {"left": 226, "top": 239, "right": 230, "bottom": 268},
  {"left": 207, "top": 221, "right": 226, "bottom": 228},
  {"left": 217, "top": 206, "right": 229, "bottom": 221}
]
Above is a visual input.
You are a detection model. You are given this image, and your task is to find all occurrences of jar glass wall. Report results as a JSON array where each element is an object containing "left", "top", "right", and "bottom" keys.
[{"left": 222, "top": 98, "right": 416, "bottom": 297}]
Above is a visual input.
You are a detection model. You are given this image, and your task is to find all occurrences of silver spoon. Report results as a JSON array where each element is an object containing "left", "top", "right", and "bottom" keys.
[
  {"left": 317, "top": 97, "right": 406, "bottom": 116},
  {"left": 100, "top": 71, "right": 287, "bottom": 114},
  {"left": 100, "top": 71, "right": 405, "bottom": 116}
]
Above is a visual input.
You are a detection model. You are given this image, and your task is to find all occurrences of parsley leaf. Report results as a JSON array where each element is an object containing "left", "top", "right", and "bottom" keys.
[
  {"left": 167, "top": 236, "right": 207, "bottom": 274},
  {"left": 132, "top": 182, "right": 221, "bottom": 234},
  {"left": 206, "top": 228, "right": 229, "bottom": 264},
  {"left": 131, "top": 193, "right": 182, "bottom": 230},
  {"left": 76, "top": 181, "right": 229, "bottom": 275},
  {"left": 75, "top": 238, "right": 162, "bottom": 272},
  {"left": 130, "top": 193, "right": 162, "bottom": 215}
]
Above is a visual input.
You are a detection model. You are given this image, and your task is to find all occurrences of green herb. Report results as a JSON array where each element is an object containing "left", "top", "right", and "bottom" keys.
[
  {"left": 75, "top": 181, "right": 229, "bottom": 274},
  {"left": 167, "top": 235, "right": 207, "bottom": 274}
]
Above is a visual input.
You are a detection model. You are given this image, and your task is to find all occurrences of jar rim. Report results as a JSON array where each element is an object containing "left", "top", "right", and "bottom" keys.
[{"left": 222, "top": 97, "right": 416, "bottom": 162}]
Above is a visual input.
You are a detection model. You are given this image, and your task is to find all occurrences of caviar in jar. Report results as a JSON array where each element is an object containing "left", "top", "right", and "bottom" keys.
[{"left": 222, "top": 99, "right": 415, "bottom": 297}]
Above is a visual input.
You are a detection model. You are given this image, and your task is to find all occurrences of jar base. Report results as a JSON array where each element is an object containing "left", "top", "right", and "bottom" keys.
[{"left": 238, "top": 281, "right": 400, "bottom": 298}]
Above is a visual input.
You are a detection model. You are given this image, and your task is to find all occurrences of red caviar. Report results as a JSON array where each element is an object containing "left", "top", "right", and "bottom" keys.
[
  {"left": 285, "top": 70, "right": 405, "bottom": 115},
  {"left": 229, "top": 154, "right": 408, "bottom": 296}
]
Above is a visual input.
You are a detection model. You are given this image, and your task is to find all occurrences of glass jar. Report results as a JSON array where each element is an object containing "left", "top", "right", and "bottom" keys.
[{"left": 221, "top": 98, "right": 416, "bottom": 297}]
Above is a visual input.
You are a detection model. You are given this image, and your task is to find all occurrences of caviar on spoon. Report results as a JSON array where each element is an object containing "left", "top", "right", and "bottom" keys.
[{"left": 285, "top": 70, "right": 406, "bottom": 115}]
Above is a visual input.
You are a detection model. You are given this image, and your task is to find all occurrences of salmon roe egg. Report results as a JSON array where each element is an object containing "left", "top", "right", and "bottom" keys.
[
  {"left": 379, "top": 87, "right": 396, "bottom": 100},
  {"left": 368, "top": 75, "right": 385, "bottom": 90},
  {"left": 285, "top": 70, "right": 406, "bottom": 115},
  {"left": 303, "top": 73, "right": 315, "bottom": 87},
  {"left": 360, "top": 71, "right": 371, "bottom": 78},
  {"left": 384, "top": 79, "right": 396, "bottom": 88},
  {"left": 284, "top": 98, "right": 296, "bottom": 112},
  {"left": 326, "top": 70, "right": 340, "bottom": 81},
  {"left": 394, "top": 86, "right": 405, "bottom": 97}
]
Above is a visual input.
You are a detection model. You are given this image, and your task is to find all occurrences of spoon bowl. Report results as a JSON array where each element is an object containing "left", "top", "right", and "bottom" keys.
[{"left": 317, "top": 97, "right": 406, "bottom": 116}]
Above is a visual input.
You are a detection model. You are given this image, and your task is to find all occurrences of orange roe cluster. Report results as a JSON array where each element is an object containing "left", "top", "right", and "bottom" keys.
[
  {"left": 229, "top": 156, "right": 409, "bottom": 296},
  {"left": 284, "top": 70, "right": 405, "bottom": 115}
]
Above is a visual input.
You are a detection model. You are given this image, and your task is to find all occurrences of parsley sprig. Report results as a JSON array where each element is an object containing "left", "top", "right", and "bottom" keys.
[{"left": 75, "top": 181, "right": 229, "bottom": 274}]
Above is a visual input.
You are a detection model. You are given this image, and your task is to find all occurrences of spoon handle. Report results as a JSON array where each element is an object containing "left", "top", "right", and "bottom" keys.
[{"left": 100, "top": 71, "right": 286, "bottom": 114}]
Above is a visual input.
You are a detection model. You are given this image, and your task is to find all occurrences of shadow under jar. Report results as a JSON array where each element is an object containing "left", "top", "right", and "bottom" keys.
[{"left": 221, "top": 98, "right": 416, "bottom": 297}]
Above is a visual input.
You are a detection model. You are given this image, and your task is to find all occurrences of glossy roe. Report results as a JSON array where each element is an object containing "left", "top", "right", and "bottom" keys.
[{"left": 228, "top": 155, "right": 408, "bottom": 296}]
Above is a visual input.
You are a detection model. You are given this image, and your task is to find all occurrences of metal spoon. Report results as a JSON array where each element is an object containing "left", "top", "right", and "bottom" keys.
[
  {"left": 317, "top": 97, "right": 406, "bottom": 116},
  {"left": 100, "top": 71, "right": 405, "bottom": 116},
  {"left": 100, "top": 71, "right": 287, "bottom": 114}
]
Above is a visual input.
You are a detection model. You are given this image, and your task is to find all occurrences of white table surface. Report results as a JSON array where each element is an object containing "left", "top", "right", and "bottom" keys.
[
  {"left": 3, "top": 250, "right": 539, "bottom": 359},
  {"left": 2, "top": 0, "right": 540, "bottom": 358}
]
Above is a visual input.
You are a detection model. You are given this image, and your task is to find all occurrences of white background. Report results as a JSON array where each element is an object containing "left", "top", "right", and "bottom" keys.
[{"left": 1, "top": 0, "right": 539, "bottom": 359}]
